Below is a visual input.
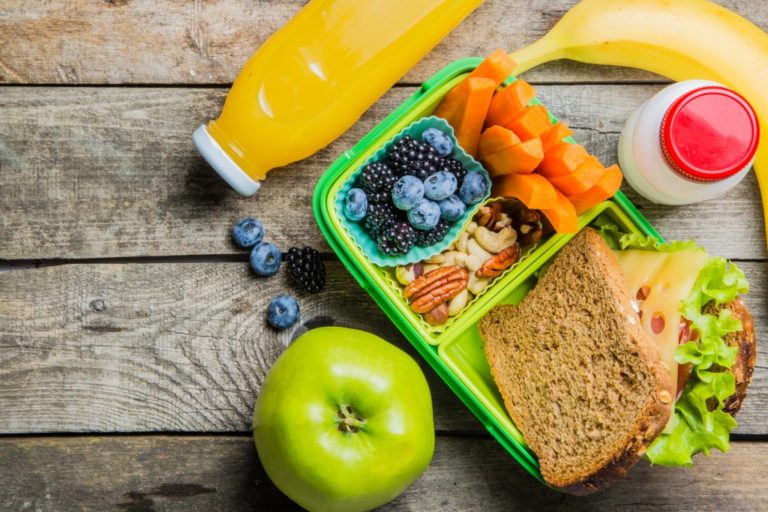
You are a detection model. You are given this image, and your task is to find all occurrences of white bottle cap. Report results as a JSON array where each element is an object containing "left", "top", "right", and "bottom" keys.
[{"left": 193, "top": 125, "right": 261, "bottom": 197}]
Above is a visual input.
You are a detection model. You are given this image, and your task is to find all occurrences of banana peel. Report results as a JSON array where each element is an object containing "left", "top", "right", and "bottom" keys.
[{"left": 511, "top": 0, "right": 768, "bottom": 248}]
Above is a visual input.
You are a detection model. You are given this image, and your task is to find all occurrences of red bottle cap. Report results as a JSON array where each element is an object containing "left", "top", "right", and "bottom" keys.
[{"left": 661, "top": 86, "right": 759, "bottom": 182}]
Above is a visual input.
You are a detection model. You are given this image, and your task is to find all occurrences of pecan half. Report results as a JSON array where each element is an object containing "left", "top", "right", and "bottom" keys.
[
  {"left": 476, "top": 243, "right": 521, "bottom": 278},
  {"left": 405, "top": 266, "right": 468, "bottom": 314}
]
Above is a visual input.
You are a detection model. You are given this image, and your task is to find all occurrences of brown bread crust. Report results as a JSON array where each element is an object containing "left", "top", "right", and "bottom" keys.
[{"left": 702, "top": 296, "right": 756, "bottom": 416}]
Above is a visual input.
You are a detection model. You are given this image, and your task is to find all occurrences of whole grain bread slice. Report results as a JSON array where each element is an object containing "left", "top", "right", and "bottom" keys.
[{"left": 480, "top": 228, "right": 674, "bottom": 495}]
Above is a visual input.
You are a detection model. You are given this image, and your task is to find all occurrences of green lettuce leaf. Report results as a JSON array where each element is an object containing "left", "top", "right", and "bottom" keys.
[{"left": 595, "top": 221, "right": 701, "bottom": 253}]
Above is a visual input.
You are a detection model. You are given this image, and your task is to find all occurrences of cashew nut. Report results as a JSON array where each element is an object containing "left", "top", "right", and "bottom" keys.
[
  {"left": 474, "top": 226, "right": 517, "bottom": 254},
  {"left": 455, "top": 232, "right": 470, "bottom": 253},
  {"left": 468, "top": 273, "right": 491, "bottom": 295},
  {"left": 395, "top": 265, "right": 415, "bottom": 285},
  {"left": 465, "top": 221, "right": 478, "bottom": 234},
  {"left": 465, "top": 238, "right": 494, "bottom": 272},
  {"left": 448, "top": 289, "right": 470, "bottom": 316},
  {"left": 454, "top": 252, "right": 467, "bottom": 267},
  {"left": 422, "top": 264, "right": 440, "bottom": 274}
]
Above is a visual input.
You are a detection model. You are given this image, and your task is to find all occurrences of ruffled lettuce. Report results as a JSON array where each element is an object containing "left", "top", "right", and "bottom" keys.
[{"left": 596, "top": 223, "right": 749, "bottom": 466}]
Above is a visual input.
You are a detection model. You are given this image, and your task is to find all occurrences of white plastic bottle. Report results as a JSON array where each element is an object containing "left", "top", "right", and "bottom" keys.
[{"left": 618, "top": 80, "right": 759, "bottom": 205}]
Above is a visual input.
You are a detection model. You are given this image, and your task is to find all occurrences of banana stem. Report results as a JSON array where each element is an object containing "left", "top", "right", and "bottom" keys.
[{"left": 510, "top": 36, "right": 567, "bottom": 75}]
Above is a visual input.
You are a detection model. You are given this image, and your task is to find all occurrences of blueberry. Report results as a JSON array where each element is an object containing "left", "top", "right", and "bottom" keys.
[
  {"left": 421, "top": 128, "right": 454, "bottom": 157},
  {"left": 407, "top": 199, "right": 441, "bottom": 231},
  {"left": 344, "top": 188, "right": 368, "bottom": 221},
  {"left": 250, "top": 242, "right": 282, "bottom": 276},
  {"left": 424, "top": 171, "right": 458, "bottom": 201},
  {"left": 391, "top": 175, "right": 425, "bottom": 211},
  {"left": 267, "top": 295, "right": 299, "bottom": 330},
  {"left": 459, "top": 172, "right": 488, "bottom": 205},
  {"left": 439, "top": 195, "right": 466, "bottom": 222},
  {"left": 232, "top": 218, "right": 264, "bottom": 249}
]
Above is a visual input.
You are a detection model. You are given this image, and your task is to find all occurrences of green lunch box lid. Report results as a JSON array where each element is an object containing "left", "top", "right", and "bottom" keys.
[{"left": 313, "top": 57, "right": 663, "bottom": 485}]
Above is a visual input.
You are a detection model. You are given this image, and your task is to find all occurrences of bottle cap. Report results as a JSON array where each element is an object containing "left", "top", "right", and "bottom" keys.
[
  {"left": 661, "top": 86, "right": 759, "bottom": 182},
  {"left": 193, "top": 125, "right": 261, "bottom": 196}
]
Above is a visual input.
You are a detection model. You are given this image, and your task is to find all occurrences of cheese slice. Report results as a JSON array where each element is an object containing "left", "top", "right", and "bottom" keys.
[{"left": 613, "top": 249, "right": 710, "bottom": 388}]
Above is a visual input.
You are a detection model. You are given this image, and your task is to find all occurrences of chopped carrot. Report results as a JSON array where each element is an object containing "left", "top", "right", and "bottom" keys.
[
  {"left": 478, "top": 126, "right": 521, "bottom": 160},
  {"left": 506, "top": 104, "right": 552, "bottom": 141},
  {"left": 548, "top": 155, "right": 605, "bottom": 196},
  {"left": 538, "top": 142, "right": 588, "bottom": 178},
  {"left": 485, "top": 79, "right": 536, "bottom": 128},
  {"left": 482, "top": 138, "right": 544, "bottom": 177},
  {"left": 540, "top": 121, "right": 574, "bottom": 151},
  {"left": 468, "top": 49, "right": 517, "bottom": 86},
  {"left": 434, "top": 77, "right": 497, "bottom": 157},
  {"left": 492, "top": 173, "right": 557, "bottom": 209},
  {"left": 567, "top": 164, "right": 624, "bottom": 214},
  {"left": 540, "top": 189, "right": 579, "bottom": 233}
]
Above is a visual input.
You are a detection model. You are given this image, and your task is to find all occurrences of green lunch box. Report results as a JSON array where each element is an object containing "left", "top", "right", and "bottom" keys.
[{"left": 313, "top": 58, "right": 662, "bottom": 483}]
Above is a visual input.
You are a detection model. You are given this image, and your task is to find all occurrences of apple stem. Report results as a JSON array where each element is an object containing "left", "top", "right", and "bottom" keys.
[{"left": 337, "top": 404, "right": 366, "bottom": 433}]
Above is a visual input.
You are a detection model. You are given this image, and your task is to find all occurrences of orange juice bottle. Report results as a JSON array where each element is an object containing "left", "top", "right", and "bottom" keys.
[{"left": 193, "top": 0, "right": 485, "bottom": 196}]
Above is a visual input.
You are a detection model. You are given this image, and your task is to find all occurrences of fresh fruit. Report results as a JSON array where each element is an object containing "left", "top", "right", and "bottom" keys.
[
  {"left": 359, "top": 161, "right": 397, "bottom": 193},
  {"left": 232, "top": 217, "right": 265, "bottom": 249},
  {"left": 485, "top": 79, "right": 536, "bottom": 128},
  {"left": 286, "top": 246, "right": 326, "bottom": 293},
  {"left": 253, "top": 327, "right": 434, "bottom": 512},
  {"left": 434, "top": 77, "right": 496, "bottom": 157},
  {"left": 510, "top": 0, "right": 768, "bottom": 246},
  {"left": 392, "top": 175, "right": 426, "bottom": 211},
  {"left": 266, "top": 295, "right": 300, "bottom": 330},
  {"left": 538, "top": 142, "right": 588, "bottom": 178},
  {"left": 408, "top": 199, "right": 442, "bottom": 231},
  {"left": 540, "top": 189, "right": 579, "bottom": 233},
  {"left": 415, "top": 219, "right": 452, "bottom": 247},
  {"left": 364, "top": 202, "right": 399, "bottom": 240},
  {"left": 438, "top": 195, "right": 466, "bottom": 222},
  {"left": 424, "top": 171, "right": 458, "bottom": 201},
  {"left": 478, "top": 125, "right": 521, "bottom": 159},
  {"left": 492, "top": 173, "right": 557, "bottom": 210},
  {"left": 441, "top": 157, "right": 467, "bottom": 183},
  {"left": 506, "top": 104, "right": 552, "bottom": 141},
  {"left": 481, "top": 137, "right": 544, "bottom": 177},
  {"left": 548, "top": 154, "right": 604, "bottom": 196},
  {"left": 459, "top": 172, "right": 489, "bottom": 205},
  {"left": 540, "top": 121, "right": 574, "bottom": 151},
  {"left": 421, "top": 128, "right": 454, "bottom": 156},
  {"left": 378, "top": 222, "right": 418, "bottom": 255},
  {"left": 388, "top": 136, "right": 441, "bottom": 180},
  {"left": 568, "top": 164, "right": 623, "bottom": 214},
  {"left": 467, "top": 48, "right": 517, "bottom": 85},
  {"left": 250, "top": 242, "right": 282, "bottom": 276},
  {"left": 344, "top": 188, "right": 368, "bottom": 221}
]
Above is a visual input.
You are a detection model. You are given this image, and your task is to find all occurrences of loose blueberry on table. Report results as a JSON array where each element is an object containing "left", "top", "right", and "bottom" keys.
[
  {"left": 250, "top": 242, "right": 282, "bottom": 276},
  {"left": 232, "top": 217, "right": 265, "bottom": 248},
  {"left": 267, "top": 295, "right": 300, "bottom": 330}
]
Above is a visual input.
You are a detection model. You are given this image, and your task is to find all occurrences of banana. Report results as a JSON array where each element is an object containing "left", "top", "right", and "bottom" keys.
[{"left": 511, "top": 0, "right": 768, "bottom": 247}]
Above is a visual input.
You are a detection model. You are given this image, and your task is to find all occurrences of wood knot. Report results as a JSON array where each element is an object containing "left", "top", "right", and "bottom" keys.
[{"left": 90, "top": 299, "right": 106, "bottom": 312}]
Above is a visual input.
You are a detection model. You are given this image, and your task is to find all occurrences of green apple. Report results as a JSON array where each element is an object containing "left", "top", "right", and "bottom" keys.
[{"left": 253, "top": 327, "right": 434, "bottom": 512}]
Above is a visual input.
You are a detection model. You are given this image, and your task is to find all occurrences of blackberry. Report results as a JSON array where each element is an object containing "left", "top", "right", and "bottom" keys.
[
  {"left": 363, "top": 202, "right": 399, "bottom": 239},
  {"left": 378, "top": 222, "right": 417, "bottom": 255},
  {"left": 441, "top": 157, "right": 467, "bottom": 183},
  {"left": 358, "top": 161, "right": 397, "bottom": 193},
  {"left": 415, "top": 219, "right": 451, "bottom": 247},
  {"left": 388, "top": 135, "right": 442, "bottom": 180},
  {"left": 365, "top": 190, "right": 390, "bottom": 204},
  {"left": 286, "top": 246, "right": 326, "bottom": 293}
]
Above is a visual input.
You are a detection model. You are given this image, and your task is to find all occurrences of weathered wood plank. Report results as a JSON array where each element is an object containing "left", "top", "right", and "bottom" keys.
[
  {"left": 1, "top": 1, "right": 765, "bottom": 85},
  {"left": 0, "top": 261, "right": 765, "bottom": 434},
  {"left": 1, "top": 85, "right": 765, "bottom": 260},
  {"left": 0, "top": 435, "right": 766, "bottom": 511}
]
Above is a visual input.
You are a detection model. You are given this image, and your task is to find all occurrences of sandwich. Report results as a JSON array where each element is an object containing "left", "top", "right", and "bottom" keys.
[{"left": 479, "top": 227, "right": 755, "bottom": 495}]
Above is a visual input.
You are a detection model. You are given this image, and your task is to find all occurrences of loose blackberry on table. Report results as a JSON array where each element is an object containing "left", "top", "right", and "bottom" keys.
[
  {"left": 378, "top": 222, "right": 418, "bottom": 255},
  {"left": 286, "top": 246, "right": 326, "bottom": 293}
]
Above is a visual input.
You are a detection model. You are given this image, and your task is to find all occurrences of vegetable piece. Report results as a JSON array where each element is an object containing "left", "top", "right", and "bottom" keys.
[
  {"left": 506, "top": 104, "right": 552, "bottom": 141},
  {"left": 492, "top": 172, "right": 557, "bottom": 209},
  {"left": 567, "top": 164, "right": 623, "bottom": 214},
  {"left": 539, "top": 189, "right": 579, "bottom": 233},
  {"left": 468, "top": 48, "right": 517, "bottom": 86},
  {"left": 548, "top": 154, "right": 605, "bottom": 196},
  {"left": 478, "top": 125, "right": 521, "bottom": 159},
  {"left": 540, "top": 121, "right": 574, "bottom": 151},
  {"left": 482, "top": 138, "right": 544, "bottom": 177},
  {"left": 485, "top": 79, "right": 536, "bottom": 128},
  {"left": 434, "top": 77, "right": 497, "bottom": 157},
  {"left": 538, "top": 142, "right": 588, "bottom": 178}
]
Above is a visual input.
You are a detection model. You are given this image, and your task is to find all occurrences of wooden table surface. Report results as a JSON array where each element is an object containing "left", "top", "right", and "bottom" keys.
[{"left": 1, "top": 1, "right": 766, "bottom": 510}]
